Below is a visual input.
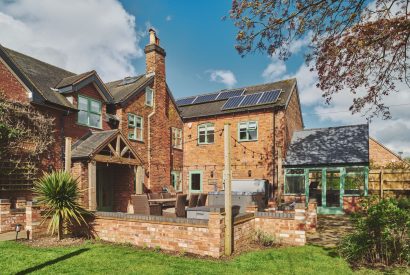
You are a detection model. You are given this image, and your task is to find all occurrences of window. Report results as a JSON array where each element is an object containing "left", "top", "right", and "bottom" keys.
[
  {"left": 198, "top": 123, "right": 215, "bottom": 144},
  {"left": 171, "top": 171, "right": 182, "bottom": 191},
  {"left": 145, "top": 87, "right": 153, "bottom": 106},
  {"left": 172, "top": 128, "right": 182, "bottom": 149},
  {"left": 238, "top": 121, "right": 258, "bottom": 141},
  {"left": 78, "top": 95, "right": 102, "bottom": 128},
  {"left": 128, "top": 114, "right": 143, "bottom": 141},
  {"left": 345, "top": 167, "right": 366, "bottom": 195},
  {"left": 189, "top": 171, "right": 202, "bottom": 193},
  {"left": 285, "top": 169, "right": 305, "bottom": 194}
]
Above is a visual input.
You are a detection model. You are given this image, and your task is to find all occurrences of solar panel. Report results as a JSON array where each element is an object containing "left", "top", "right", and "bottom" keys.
[
  {"left": 221, "top": 96, "right": 245, "bottom": 110},
  {"left": 193, "top": 93, "right": 219, "bottom": 104},
  {"left": 258, "top": 90, "right": 281, "bottom": 104},
  {"left": 239, "top": 93, "right": 263, "bottom": 107},
  {"left": 176, "top": 97, "right": 196, "bottom": 106},
  {"left": 217, "top": 89, "right": 244, "bottom": 100}
]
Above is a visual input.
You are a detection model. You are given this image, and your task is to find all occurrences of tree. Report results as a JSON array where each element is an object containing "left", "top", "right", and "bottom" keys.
[
  {"left": 230, "top": 0, "right": 410, "bottom": 119},
  {"left": 34, "top": 171, "right": 91, "bottom": 240},
  {"left": 0, "top": 92, "right": 54, "bottom": 189}
]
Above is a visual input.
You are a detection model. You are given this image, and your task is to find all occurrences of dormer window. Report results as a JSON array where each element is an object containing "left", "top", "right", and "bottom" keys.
[
  {"left": 145, "top": 87, "right": 154, "bottom": 107},
  {"left": 78, "top": 95, "right": 102, "bottom": 129}
]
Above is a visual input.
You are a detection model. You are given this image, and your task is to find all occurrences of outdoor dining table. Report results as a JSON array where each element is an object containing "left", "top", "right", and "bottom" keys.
[{"left": 148, "top": 198, "right": 177, "bottom": 207}]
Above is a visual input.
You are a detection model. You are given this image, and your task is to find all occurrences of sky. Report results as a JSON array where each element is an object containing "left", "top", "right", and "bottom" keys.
[{"left": 0, "top": 0, "right": 409, "bottom": 157}]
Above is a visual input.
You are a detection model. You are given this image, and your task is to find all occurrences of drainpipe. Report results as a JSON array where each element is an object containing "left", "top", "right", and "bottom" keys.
[{"left": 147, "top": 94, "right": 156, "bottom": 189}]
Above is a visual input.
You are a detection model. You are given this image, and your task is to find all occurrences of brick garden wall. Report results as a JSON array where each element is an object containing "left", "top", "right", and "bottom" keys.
[
  {"left": 89, "top": 211, "right": 224, "bottom": 258},
  {"left": 0, "top": 199, "right": 26, "bottom": 233},
  {"left": 22, "top": 202, "right": 315, "bottom": 257}
]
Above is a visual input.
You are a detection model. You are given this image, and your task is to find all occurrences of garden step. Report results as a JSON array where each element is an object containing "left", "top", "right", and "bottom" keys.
[{"left": 307, "top": 215, "right": 353, "bottom": 247}]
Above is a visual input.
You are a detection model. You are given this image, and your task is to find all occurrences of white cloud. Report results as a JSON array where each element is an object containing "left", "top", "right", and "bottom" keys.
[
  {"left": 0, "top": 0, "right": 143, "bottom": 81},
  {"left": 166, "top": 15, "right": 172, "bottom": 21},
  {"left": 207, "top": 69, "right": 237, "bottom": 88},
  {"left": 261, "top": 36, "right": 410, "bottom": 157},
  {"left": 262, "top": 56, "right": 287, "bottom": 82}
]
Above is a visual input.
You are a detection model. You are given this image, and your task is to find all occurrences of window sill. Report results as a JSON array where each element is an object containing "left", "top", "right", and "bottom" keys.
[
  {"left": 197, "top": 143, "right": 214, "bottom": 146},
  {"left": 283, "top": 193, "right": 306, "bottom": 196},
  {"left": 173, "top": 147, "right": 183, "bottom": 151},
  {"left": 129, "top": 139, "right": 144, "bottom": 143},
  {"left": 76, "top": 122, "right": 102, "bottom": 130},
  {"left": 238, "top": 139, "right": 258, "bottom": 143}
]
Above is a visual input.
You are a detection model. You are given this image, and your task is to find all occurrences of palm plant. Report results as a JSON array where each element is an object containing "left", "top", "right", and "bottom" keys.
[{"left": 33, "top": 170, "right": 91, "bottom": 240}]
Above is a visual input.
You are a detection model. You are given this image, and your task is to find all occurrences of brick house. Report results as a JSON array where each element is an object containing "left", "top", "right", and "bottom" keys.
[
  {"left": 177, "top": 79, "right": 304, "bottom": 198},
  {"left": 0, "top": 29, "right": 183, "bottom": 211},
  {"left": 369, "top": 137, "right": 405, "bottom": 167}
]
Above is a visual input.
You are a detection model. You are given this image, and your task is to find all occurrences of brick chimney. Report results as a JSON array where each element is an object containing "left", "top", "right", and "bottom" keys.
[{"left": 145, "top": 28, "right": 166, "bottom": 77}]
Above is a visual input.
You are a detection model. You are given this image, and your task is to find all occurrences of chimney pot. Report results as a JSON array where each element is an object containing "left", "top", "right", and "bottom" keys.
[{"left": 149, "top": 28, "right": 159, "bottom": 45}]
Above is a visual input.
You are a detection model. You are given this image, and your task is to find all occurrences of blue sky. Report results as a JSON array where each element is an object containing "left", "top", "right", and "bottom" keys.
[
  {"left": 123, "top": 0, "right": 315, "bottom": 124},
  {"left": 0, "top": 0, "right": 408, "bottom": 156}
]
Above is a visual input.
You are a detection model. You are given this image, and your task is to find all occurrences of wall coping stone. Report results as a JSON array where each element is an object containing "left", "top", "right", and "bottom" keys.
[
  {"left": 255, "top": 212, "right": 295, "bottom": 219},
  {"left": 96, "top": 211, "right": 209, "bottom": 226},
  {"left": 0, "top": 199, "right": 10, "bottom": 204},
  {"left": 234, "top": 213, "right": 254, "bottom": 224}
]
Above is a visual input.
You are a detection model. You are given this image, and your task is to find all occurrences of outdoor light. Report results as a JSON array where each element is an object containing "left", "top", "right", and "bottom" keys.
[
  {"left": 248, "top": 170, "right": 252, "bottom": 177},
  {"left": 210, "top": 171, "right": 214, "bottom": 178},
  {"left": 15, "top": 224, "right": 22, "bottom": 241}
]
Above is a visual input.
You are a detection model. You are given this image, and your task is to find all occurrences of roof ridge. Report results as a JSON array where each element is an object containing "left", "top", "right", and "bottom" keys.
[
  {"left": 2, "top": 46, "right": 76, "bottom": 76},
  {"left": 105, "top": 73, "right": 146, "bottom": 85},
  {"left": 297, "top": 123, "right": 368, "bottom": 132},
  {"left": 176, "top": 77, "right": 296, "bottom": 100}
]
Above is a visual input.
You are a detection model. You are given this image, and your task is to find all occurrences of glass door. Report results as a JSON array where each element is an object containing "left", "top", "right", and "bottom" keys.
[
  {"left": 325, "top": 170, "right": 341, "bottom": 207},
  {"left": 96, "top": 165, "right": 113, "bottom": 211}
]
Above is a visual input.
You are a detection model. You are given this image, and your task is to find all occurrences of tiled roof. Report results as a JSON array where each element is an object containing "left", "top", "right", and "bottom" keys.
[
  {"left": 56, "top": 71, "right": 95, "bottom": 88},
  {"left": 71, "top": 130, "right": 118, "bottom": 159},
  {"left": 1, "top": 46, "right": 76, "bottom": 108},
  {"left": 106, "top": 74, "right": 154, "bottom": 103},
  {"left": 284, "top": 124, "right": 369, "bottom": 167},
  {"left": 177, "top": 78, "right": 297, "bottom": 119}
]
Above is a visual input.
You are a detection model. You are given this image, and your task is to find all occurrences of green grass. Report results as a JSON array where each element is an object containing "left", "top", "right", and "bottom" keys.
[{"left": 0, "top": 241, "right": 407, "bottom": 275}]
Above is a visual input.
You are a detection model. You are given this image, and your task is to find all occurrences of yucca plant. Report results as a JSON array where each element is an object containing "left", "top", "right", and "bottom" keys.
[{"left": 33, "top": 170, "right": 91, "bottom": 240}]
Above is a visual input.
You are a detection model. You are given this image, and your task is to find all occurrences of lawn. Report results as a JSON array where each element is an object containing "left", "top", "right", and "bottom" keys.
[{"left": 0, "top": 241, "right": 406, "bottom": 275}]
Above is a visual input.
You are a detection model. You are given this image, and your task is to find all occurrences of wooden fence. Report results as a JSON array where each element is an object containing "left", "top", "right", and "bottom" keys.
[{"left": 369, "top": 169, "right": 410, "bottom": 198}]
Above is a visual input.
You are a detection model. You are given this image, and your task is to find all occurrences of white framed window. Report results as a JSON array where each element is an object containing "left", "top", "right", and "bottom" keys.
[
  {"left": 128, "top": 114, "right": 143, "bottom": 141},
  {"left": 238, "top": 121, "right": 258, "bottom": 141},
  {"left": 78, "top": 95, "right": 102, "bottom": 129},
  {"left": 172, "top": 128, "right": 182, "bottom": 149},
  {"left": 145, "top": 87, "right": 154, "bottom": 107},
  {"left": 171, "top": 171, "right": 182, "bottom": 191},
  {"left": 198, "top": 123, "right": 215, "bottom": 144}
]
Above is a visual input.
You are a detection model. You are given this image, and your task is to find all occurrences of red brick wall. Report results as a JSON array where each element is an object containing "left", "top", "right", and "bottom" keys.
[
  {"left": 369, "top": 138, "right": 402, "bottom": 167},
  {"left": 0, "top": 58, "right": 30, "bottom": 103}
]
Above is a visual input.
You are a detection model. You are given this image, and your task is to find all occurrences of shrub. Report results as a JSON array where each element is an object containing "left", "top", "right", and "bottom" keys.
[
  {"left": 254, "top": 229, "right": 276, "bottom": 247},
  {"left": 34, "top": 171, "right": 92, "bottom": 240},
  {"left": 339, "top": 198, "right": 410, "bottom": 266}
]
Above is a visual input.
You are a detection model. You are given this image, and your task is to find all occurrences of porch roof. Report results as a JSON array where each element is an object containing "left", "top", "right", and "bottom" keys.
[
  {"left": 71, "top": 130, "right": 143, "bottom": 166},
  {"left": 284, "top": 124, "right": 369, "bottom": 167}
]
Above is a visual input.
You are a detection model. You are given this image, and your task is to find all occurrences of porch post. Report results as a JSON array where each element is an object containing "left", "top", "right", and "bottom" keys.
[
  {"left": 88, "top": 161, "right": 97, "bottom": 211},
  {"left": 135, "top": 166, "right": 144, "bottom": 194}
]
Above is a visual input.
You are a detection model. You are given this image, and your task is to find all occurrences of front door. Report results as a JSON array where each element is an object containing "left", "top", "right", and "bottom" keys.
[
  {"left": 96, "top": 165, "right": 113, "bottom": 211},
  {"left": 317, "top": 168, "right": 344, "bottom": 214}
]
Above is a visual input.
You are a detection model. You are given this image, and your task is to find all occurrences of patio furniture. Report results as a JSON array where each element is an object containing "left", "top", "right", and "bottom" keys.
[
  {"left": 132, "top": 195, "right": 162, "bottom": 216},
  {"left": 162, "top": 194, "right": 187, "bottom": 218},
  {"left": 148, "top": 197, "right": 176, "bottom": 209},
  {"left": 197, "top": 193, "right": 207, "bottom": 207},
  {"left": 188, "top": 194, "right": 199, "bottom": 208},
  {"left": 148, "top": 193, "right": 161, "bottom": 200}
]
